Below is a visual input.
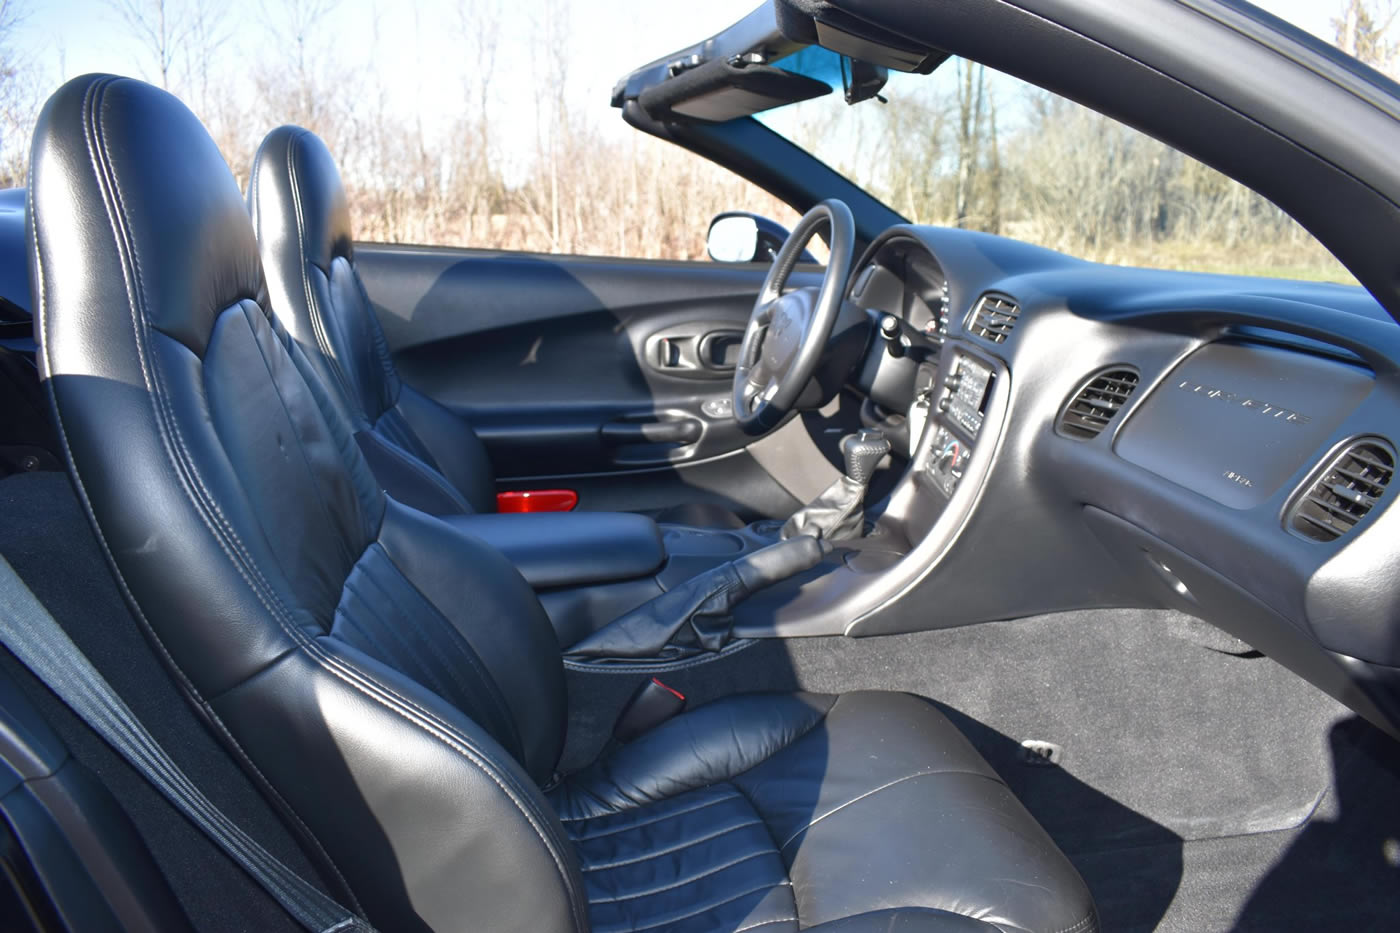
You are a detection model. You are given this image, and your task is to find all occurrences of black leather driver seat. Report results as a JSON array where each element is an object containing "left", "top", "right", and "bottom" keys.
[
  {"left": 31, "top": 75, "right": 1097, "bottom": 933},
  {"left": 248, "top": 123, "right": 745, "bottom": 529}
]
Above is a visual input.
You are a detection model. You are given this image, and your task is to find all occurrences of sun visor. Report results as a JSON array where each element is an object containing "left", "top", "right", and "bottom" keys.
[
  {"left": 637, "top": 57, "right": 831, "bottom": 123},
  {"left": 775, "top": 1, "right": 947, "bottom": 74}
]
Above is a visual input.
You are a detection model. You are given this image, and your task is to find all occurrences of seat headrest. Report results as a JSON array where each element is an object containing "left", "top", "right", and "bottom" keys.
[
  {"left": 29, "top": 74, "right": 264, "bottom": 359},
  {"left": 249, "top": 125, "right": 354, "bottom": 273}
]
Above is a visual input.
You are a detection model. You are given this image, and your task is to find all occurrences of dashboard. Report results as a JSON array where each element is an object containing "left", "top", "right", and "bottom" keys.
[{"left": 839, "top": 225, "right": 1400, "bottom": 739}]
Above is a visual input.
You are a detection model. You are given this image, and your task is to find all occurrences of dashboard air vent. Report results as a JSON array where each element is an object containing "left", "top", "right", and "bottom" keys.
[
  {"left": 967, "top": 294, "right": 1020, "bottom": 343},
  {"left": 1288, "top": 439, "right": 1395, "bottom": 542},
  {"left": 1058, "top": 368, "right": 1140, "bottom": 439}
]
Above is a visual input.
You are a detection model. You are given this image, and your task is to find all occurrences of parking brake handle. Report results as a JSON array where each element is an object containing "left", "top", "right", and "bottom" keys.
[{"left": 564, "top": 535, "right": 830, "bottom": 660}]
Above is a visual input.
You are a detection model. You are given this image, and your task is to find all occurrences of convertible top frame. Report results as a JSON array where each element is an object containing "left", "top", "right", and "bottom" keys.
[{"left": 616, "top": 0, "right": 1400, "bottom": 325}]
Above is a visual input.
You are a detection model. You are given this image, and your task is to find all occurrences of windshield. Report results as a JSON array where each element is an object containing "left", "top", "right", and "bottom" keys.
[{"left": 757, "top": 48, "right": 1356, "bottom": 285}]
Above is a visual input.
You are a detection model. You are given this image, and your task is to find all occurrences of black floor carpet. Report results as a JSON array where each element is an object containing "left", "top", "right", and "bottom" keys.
[{"left": 565, "top": 610, "right": 1400, "bottom": 931}]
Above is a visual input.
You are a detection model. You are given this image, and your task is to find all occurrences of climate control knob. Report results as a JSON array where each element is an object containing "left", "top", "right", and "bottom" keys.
[
  {"left": 926, "top": 428, "right": 971, "bottom": 497},
  {"left": 936, "top": 438, "right": 964, "bottom": 474}
]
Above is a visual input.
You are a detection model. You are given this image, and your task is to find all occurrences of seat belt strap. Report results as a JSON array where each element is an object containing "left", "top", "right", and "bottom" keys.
[{"left": 0, "top": 555, "right": 375, "bottom": 933}]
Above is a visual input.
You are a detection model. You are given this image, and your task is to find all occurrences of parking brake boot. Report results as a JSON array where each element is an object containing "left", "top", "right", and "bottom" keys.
[{"left": 564, "top": 535, "right": 828, "bottom": 660}]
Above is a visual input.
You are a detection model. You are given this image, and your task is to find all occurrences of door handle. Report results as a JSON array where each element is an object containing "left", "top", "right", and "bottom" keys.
[
  {"left": 601, "top": 418, "right": 703, "bottom": 446},
  {"left": 698, "top": 330, "right": 742, "bottom": 370},
  {"left": 643, "top": 324, "right": 744, "bottom": 377}
]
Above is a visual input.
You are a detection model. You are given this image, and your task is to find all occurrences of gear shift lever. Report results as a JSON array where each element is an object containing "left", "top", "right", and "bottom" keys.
[
  {"left": 841, "top": 429, "right": 893, "bottom": 486},
  {"left": 780, "top": 429, "right": 890, "bottom": 542}
]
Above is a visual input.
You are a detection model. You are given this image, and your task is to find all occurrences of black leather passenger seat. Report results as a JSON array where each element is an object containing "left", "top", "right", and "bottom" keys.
[
  {"left": 29, "top": 74, "right": 1096, "bottom": 932},
  {"left": 553, "top": 691, "right": 1092, "bottom": 932},
  {"left": 249, "top": 124, "right": 748, "bottom": 528}
]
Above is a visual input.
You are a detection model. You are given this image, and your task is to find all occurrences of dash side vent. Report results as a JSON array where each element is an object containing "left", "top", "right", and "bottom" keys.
[
  {"left": 1058, "top": 368, "right": 1140, "bottom": 439},
  {"left": 967, "top": 294, "right": 1020, "bottom": 343},
  {"left": 1288, "top": 439, "right": 1394, "bottom": 542}
]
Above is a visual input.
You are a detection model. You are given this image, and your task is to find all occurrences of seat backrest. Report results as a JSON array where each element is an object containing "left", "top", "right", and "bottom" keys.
[
  {"left": 30, "top": 75, "right": 585, "bottom": 933},
  {"left": 249, "top": 125, "right": 497, "bottom": 515}
]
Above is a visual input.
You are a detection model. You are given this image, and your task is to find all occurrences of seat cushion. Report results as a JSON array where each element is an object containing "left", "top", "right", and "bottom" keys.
[{"left": 550, "top": 691, "right": 1097, "bottom": 933}]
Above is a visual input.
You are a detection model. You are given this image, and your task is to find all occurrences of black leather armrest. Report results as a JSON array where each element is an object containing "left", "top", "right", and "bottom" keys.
[{"left": 442, "top": 512, "right": 666, "bottom": 589}]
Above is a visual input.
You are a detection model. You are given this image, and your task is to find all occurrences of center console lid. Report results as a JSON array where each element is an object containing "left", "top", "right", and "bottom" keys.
[{"left": 442, "top": 511, "right": 666, "bottom": 589}]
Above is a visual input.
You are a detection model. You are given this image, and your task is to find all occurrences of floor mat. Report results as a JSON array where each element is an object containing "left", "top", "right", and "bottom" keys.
[{"left": 1080, "top": 718, "right": 1400, "bottom": 931}]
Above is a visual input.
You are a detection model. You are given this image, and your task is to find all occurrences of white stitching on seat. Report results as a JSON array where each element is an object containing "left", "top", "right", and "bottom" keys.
[
  {"left": 777, "top": 769, "right": 1003, "bottom": 852},
  {"left": 285, "top": 132, "right": 356, "bottom": 413},
  {"left": 587, "top": 849, "right": 775, "bottom": 904},
  {"left": 74, "top": 84, "right": 588, "bottom": 930},
  {"left": 1048, "top": 910, "right": 1098, "bottom": 933},
  {"left": 76, "top": 79, "right": 376, "bottom": 913},
  {"left": 565, "top": 790, "right": 744, "bottom": 838},
  {"left": 734, "top": 919, "right": 797, "bottom": 933},
  {"left": 622, "top": 880, "right": 792, "bottom": 933},
  {"left": 582, "top": 819, "right": 765, "bottom": 871}
]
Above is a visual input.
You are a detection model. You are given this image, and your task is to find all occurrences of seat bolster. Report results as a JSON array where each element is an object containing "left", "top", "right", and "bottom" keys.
[
  {"left": 355, "top": 428, "right": 475, "bottom": 516},
  {"left": 550, "top": 693, "right": 835, "bottom": 821},
  {"left": 212, "top": 645, "right": 587, "bottom": 933},
  {"left": 392, "top": 385, "right": 498, "bottom": 514},
  {"left": 375, "top": 498, "right": 567, "bottom": 782}
]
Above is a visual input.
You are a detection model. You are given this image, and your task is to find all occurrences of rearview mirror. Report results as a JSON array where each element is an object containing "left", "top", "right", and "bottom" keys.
[{"left": 706, "top": 212, "right": 818, "bottom": 264}]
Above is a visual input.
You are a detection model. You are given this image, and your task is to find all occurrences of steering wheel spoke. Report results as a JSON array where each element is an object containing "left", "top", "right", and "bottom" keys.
[{"left": 731, "top": 200, "right": 855, "bottom": 436}]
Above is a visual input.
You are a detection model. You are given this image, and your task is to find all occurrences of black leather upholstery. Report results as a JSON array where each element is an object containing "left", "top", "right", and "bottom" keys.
[
  {"left": 249, "top": 124, "right": 747, "bottom": 529},
  {"left": 32, "top": 75, "right": 1097, "bottom": 933},
  {"left": 249, "top": 124, "right": 497, "bottom": 515},
  {"left": 442, "top": 511, "right": 666, "bottom": 589},
  {"left": 553, "top": 692, "right": 1096, "bottom": 933}
]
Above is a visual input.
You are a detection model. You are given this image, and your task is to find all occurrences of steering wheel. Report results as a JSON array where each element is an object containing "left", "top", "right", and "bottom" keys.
[{"left": 733, "top": 199, "right": 856, "bottom": 435}]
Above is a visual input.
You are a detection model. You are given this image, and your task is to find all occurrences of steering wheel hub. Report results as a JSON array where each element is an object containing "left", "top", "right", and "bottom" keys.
[
  {"left": 764, "top": 292, "right": 808, "bottom": 374},
  {"left": 732, "top": 199, "right": 856, "bottom": 435}
]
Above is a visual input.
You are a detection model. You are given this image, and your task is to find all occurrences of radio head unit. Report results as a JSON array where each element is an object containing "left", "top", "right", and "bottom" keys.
[{"left": 944, "top": 354, "right": 994, "bottom": 437}]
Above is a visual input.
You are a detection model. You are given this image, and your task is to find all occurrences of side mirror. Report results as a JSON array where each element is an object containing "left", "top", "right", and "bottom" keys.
[{"left": 706, "top": 211, "right": 818, "bottom": 264}]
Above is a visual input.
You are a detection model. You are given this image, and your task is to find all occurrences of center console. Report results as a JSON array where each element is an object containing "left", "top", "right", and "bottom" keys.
[
  {"left": 444, "top": 342, "right": 1010, "bottom": 654},
  {"left": 921, "top": 351, "right": 995, "bottom": 498},
  {"left": 444, "top": 510, "right": 779, "bottom": 649}
]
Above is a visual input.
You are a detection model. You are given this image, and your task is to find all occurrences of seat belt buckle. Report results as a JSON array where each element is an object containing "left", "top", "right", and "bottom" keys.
[{"left": 613, "top": 678, "right": 686, "bottom": 743}]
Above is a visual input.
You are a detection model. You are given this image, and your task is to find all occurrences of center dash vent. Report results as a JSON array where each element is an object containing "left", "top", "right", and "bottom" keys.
[
  {"left": 1288, "top": 439, "right": 1394, "bottom": 542},
  {"left": 1058, "top": 368, "right": 1140, "bottom": 439},
  {"left": 967, "top": 294, "right": 1020, "bottom": 343}
]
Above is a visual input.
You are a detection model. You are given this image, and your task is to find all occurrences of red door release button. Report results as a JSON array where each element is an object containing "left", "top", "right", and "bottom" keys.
[{"left": 496, "top": 490, "right": 579, "bottom": 513}]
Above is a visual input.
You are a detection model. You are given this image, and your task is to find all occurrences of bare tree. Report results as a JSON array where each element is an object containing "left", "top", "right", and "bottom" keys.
[
  {"left": 104, "top": 0, "right": 225, "bottom": 90},
  {"left": 1334, "top": 0, "right": 1400, "bottom": 75},
  {"left": 6, "top": 0, "right": 1362, "bottom": 280},
  {"left": 0, "top": 0, "right": 36, "bottom": 187},
  {"left": 953, "top": 61, "right": 985, "bottom": 229},
  {"left": 255, "top": 0, "right": 346, "bottom": 137}
]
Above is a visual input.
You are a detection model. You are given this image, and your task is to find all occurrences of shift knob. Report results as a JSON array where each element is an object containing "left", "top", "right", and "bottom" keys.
[{"left": 841, "top": 429, "right": 891, "bottom": 485}]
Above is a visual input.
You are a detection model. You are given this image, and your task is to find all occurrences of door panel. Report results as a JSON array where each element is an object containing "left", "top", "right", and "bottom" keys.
[{"left": 354, "top": 244, "right": 820, "bottom": 517}]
